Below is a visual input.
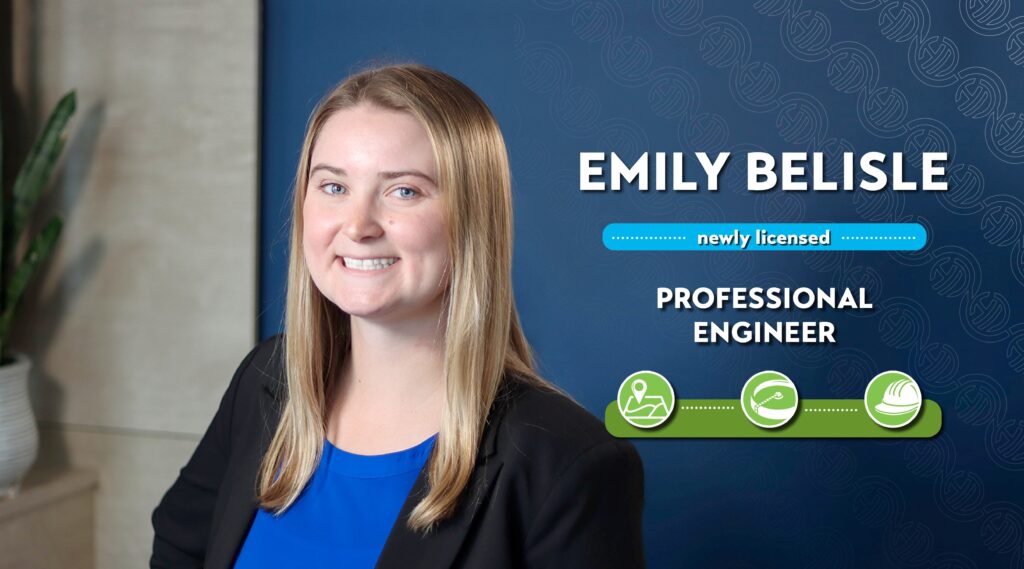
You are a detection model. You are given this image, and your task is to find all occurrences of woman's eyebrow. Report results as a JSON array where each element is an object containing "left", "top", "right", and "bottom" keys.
[
  {"left": 309, "top": 163, "right": 344, "bottom": 177},
  {"left": 309, "top": 163, "right": 436, "bottom": 185},
  {"left": 379, "top": 170, "right": 436, "bottom": 185}
]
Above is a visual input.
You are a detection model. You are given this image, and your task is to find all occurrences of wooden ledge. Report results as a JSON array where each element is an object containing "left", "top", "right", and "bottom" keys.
[{"left": 0, "top": 468, "right": 100, "bottom": 523}]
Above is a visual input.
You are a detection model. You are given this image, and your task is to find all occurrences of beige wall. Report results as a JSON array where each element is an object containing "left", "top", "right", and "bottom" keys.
[{"left": 9, "top": 1, "right": 259, "bottom": 566}]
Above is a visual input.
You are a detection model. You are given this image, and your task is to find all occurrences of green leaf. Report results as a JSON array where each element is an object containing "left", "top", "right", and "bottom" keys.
[
  {"left": 6, "top": 90, "right": 75, "bottom": 271},
  {"left": 0, "top": 216, "right": 63, "bottom": 346}
]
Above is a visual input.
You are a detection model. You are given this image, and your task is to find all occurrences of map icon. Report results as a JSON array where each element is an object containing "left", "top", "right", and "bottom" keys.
[{"left": 617, "top": 371, "right": 675, "bottom": 429}]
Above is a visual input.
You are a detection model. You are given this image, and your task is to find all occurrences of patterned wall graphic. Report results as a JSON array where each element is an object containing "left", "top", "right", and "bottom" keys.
[{"left": 262, "top": 1, "right": 1024, "bottom": 566}]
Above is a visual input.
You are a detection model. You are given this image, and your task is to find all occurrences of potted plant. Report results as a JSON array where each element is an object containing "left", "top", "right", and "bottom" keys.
[{"left": 0, "top": 91, "right": 75, "bottom": 499}]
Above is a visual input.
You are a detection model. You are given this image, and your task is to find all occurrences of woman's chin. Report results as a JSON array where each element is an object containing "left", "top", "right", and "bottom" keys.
[
  {"left": 336, "top": 301, "right": 390, "bottom": 319},
  {"left": 339, "top": 299, "right": 447, "bottom": 325}
]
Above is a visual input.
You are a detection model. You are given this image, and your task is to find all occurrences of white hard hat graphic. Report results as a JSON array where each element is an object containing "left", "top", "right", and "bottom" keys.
[{"left": 874, "top": 378, "right": 921, "bottom": 415}]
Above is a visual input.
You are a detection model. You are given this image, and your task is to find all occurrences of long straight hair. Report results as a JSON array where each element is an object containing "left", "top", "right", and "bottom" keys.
[{"left": 256, "top": 63, "right": 563, "bottom": 532}]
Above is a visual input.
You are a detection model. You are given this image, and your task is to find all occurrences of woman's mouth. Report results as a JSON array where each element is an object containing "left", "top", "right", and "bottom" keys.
[{"left": 340, "top": 257, "right": 400, "bottom": 271}]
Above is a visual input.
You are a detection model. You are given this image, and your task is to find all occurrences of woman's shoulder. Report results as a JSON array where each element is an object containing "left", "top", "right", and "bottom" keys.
[{"left": 490, "top": 374, "right": 641, "bottom": 474}]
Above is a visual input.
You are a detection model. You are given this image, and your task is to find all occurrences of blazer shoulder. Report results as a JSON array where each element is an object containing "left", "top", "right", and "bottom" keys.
[
  {"left": 493, "top": 376, "right": 638, "bottom": 473},
  {"left": 250, "top": 333, "right": 286, "bottom": 384},
  {"left": 229, "top": 333, "right": 286, "bottom": 401}
]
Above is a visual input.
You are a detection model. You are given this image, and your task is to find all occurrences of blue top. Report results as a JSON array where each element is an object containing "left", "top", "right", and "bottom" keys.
[{"left": 234, "top": 433, "right": 437, "bottom": 568}]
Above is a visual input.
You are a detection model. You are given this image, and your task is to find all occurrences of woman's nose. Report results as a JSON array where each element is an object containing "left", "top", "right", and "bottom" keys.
[{"left": 342, "top": 195, "right": 384, "bottom": 241}]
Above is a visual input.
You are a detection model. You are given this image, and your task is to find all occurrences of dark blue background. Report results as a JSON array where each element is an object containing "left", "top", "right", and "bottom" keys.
[{"left": 260, "top": 1, "right": 1024, "bottom": 567}]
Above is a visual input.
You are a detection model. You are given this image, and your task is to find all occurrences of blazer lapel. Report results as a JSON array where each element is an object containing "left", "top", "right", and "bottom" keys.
[
  {"left": 375, "top": 406, "right": 507, "bottom": 569},
  {"left": 206, "top": 366, "right": 287, "bottom": 568},
  {"left": 374, "top": 458, "right": 504, "bottom": 568},
  {"left": 205, "top": 444, "right": 265, "bottom": 569}
]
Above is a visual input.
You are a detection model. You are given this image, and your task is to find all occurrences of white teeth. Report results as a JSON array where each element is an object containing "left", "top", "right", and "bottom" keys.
[{"left": 343, "top": 257, "right": 398, "bottom": 271}]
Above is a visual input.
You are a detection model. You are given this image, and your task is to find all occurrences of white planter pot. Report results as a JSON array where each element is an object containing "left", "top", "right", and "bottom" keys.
[{"left": 0, "top": 352, "right": 38, "bottom": 499}]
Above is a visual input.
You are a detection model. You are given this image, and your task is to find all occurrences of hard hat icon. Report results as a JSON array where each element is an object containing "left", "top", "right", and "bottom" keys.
[
  {"left": 874, "top": 378, "right": 921, "bottom": 416},
  {"left": 865, "top": 371, "right": 923, "bottom": 429}
]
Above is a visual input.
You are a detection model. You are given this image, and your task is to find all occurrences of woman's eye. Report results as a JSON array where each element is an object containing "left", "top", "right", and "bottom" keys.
[
  {"left": 321, "top": 182, "right": 345, "bottom": 195},
  {"left": 392, "top": 186, "right": 419, "bottom": 199}
]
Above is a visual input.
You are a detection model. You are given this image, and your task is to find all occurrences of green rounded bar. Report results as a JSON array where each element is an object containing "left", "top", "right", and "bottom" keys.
[{"left": 605, "top": 399, "right": 942, "bottom": 438}]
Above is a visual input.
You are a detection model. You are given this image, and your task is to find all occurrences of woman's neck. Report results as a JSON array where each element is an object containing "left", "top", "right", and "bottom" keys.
[
  {"left": 344, "top": 311, "right": 446, "bottom": 404},
  {"left": 326, "top": 305, "right": 447, "bottom": 452}
]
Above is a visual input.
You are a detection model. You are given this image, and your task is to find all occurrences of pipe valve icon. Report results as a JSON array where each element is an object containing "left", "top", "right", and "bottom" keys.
[{"left": 741, "top": 371, "right": 799, "bottom": 429}]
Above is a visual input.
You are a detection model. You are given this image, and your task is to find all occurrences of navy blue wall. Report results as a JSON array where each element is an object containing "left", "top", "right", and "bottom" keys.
[{"left": 261, "top": 1, "right": 1024, "bottom": 566}]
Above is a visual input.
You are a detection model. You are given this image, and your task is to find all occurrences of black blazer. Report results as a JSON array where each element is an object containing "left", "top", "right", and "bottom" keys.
[{"left": 151, "top": 334, "right": 645, "bottom": 568}]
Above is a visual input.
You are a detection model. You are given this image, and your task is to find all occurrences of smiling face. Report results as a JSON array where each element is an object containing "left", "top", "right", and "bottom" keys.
[{"left": 302, "top": 103, "right": 450, "bottom": 323}]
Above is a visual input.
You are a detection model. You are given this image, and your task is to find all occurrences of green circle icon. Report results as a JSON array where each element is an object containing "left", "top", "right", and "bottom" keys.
[
  {"left": 741, "top": 371, "right": 799, "bottom": 429},
  {"left": 617, "top": 370, "right": 675, "bottom": 429},
  {"left": 864, "top": 370, "right": 922, "bottom": 429}
]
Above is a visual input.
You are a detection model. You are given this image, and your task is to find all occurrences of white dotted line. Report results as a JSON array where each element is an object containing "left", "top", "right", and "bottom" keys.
[
  {"left": 610, "top": 236, "right": 686, "bottom": 240},
  {"left": 679, "top": 405, "right": 735, "bottom": 410},
  {"left": 840, "top": 236, "right": 917, "bottom": 240},
  {"left": 803, "top": 408, "right": 859, "bottom": 412}
]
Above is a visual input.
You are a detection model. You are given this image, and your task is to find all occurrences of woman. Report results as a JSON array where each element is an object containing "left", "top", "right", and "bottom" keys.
[{"left": 151, "top": 63, "right": 645, "bottom": 569}]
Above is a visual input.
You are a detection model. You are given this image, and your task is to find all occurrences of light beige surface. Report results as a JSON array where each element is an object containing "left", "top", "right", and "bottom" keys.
[
  {"left": 0, "top": 467, "right": 97, "bottom": 569},
  {"left": 33, "top": 426, "right": 199, "bottom": 569},
  {"left": 8, "top": 0, "right": 259, "bottom": 567},
  {"left": 0, "top": 467, "right": 97, "bottom": 523}
]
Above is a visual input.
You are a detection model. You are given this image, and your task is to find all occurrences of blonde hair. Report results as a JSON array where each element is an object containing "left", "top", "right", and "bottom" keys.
[{"left": 256, "top": 62, "right": 563, "bottom": 532}]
